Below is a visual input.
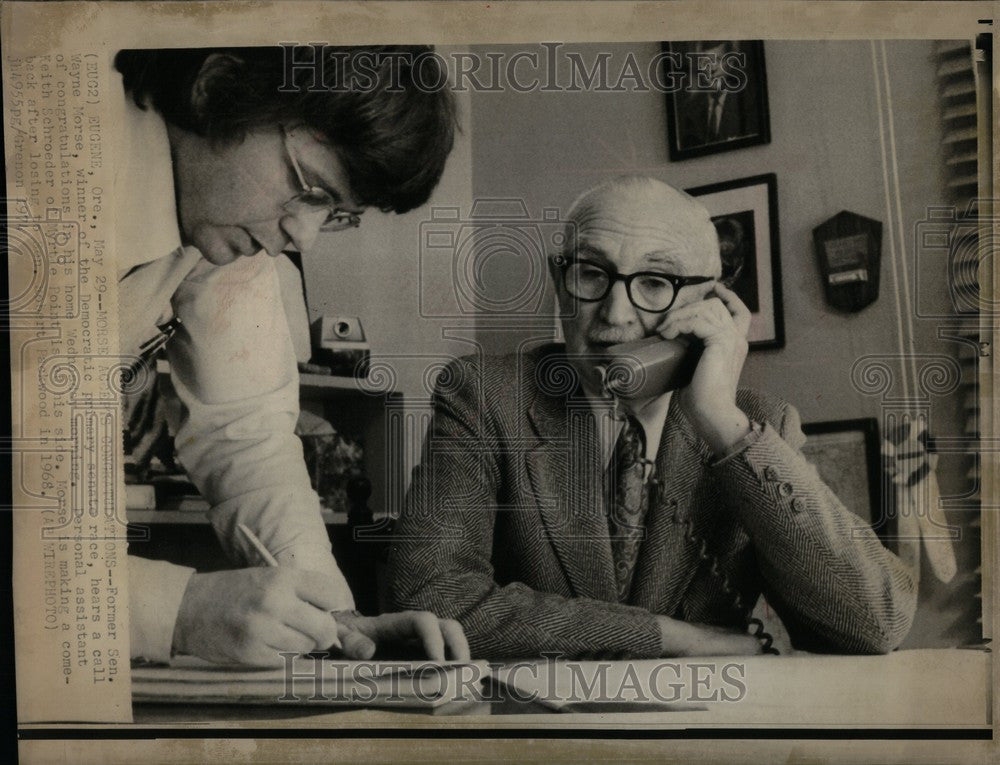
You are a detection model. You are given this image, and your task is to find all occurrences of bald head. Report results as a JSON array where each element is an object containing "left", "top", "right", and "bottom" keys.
[
  {"left": 563, "top": 176, "right": 721, "bottom": 278},
  {"left": 552, "top": 175, "right": 724, "bottom": 360}
]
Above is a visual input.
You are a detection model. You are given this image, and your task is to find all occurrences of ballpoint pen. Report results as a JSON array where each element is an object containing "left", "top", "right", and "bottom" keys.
[{"left": 237, "top": 522, "right": 343, "bottom": 650}]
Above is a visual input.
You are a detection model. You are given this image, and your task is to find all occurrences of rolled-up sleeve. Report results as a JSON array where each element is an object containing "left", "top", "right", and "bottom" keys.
[{"left": 166, "top": 255, "right": 353, "bottom": 608}]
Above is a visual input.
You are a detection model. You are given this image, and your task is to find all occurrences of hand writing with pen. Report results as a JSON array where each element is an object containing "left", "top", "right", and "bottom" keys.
[
  {"left": 170, "top": 524, "right": 469, "bottom": 667},
  {"left": 172, "top": 566, "right": 470, "bottom": 667}
]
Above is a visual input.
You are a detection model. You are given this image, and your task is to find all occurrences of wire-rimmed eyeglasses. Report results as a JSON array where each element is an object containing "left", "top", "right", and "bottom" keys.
[{"left": 281, "top": 126, "right": 362, "bottom": 233}]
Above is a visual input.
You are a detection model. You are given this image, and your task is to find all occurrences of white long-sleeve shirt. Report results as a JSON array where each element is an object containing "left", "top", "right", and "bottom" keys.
[{"left": 118, "top": 80, "right": 353, "bottom": 662}]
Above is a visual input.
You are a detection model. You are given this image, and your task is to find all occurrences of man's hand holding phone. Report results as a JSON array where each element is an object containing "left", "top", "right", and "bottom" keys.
[{"left": 658, "top": 283, "right": 754, "bottom": 456}]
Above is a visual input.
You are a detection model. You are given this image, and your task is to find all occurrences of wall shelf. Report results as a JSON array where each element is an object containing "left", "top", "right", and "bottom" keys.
[
  {"left": 127, "top": 508, "right": 346, "bottom": 526},
  {"left": 299, "top": 372, "right": 382, "bottom": 394},
  {"left": 158, "top": 360, "right": 389, "bottom": 396}
]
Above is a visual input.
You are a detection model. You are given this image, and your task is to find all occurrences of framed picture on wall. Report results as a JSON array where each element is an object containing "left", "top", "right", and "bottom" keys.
[
  {"left": 661, "top": 40, "right": 771, "bottom": 161},
  {"left": 800, "top": 418, "right": 891, "bottom": 544},
  {"left": 687, "top": 173, "right": 784, "bottom": 350}
]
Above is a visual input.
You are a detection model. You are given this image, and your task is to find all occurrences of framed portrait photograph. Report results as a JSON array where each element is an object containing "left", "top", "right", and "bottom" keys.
[
  {"left": 687, "top": 173, "right": 784, "bottom": 350},
  {"left": 662, "top": 40, "right": 771, "bottom": 161},
  {"left": 801, "top": 418, "right": 889, "bottom": 541}
]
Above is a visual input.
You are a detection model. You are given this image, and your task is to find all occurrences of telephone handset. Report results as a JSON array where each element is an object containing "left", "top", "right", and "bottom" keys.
[
  {"left": 593, "top": 335, "right": 779, "bottom": 654},
  {"left": 594, "top": 335, "right": 703, "bottom": 400}
]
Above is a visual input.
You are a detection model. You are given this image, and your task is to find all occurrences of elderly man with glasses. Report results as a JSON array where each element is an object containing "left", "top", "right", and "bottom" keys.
[
  {"left": 388, "top": 175, "right": 916, "bottom": 660},
  {"left": 117, "top": 46, "right": 468, "bottom": 666}
]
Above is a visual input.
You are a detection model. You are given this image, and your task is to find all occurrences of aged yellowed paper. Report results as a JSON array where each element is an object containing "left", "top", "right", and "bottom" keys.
[{"left": 4, "top": 1, "right": 997, "bottom": 763}]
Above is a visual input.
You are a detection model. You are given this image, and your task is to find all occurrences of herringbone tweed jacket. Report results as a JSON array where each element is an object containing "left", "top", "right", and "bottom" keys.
[{"left": 387, "top": 345, "right": 917, "bottom": 659}]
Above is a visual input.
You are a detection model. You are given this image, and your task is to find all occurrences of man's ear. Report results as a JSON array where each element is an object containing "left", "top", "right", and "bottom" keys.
[
  {"left": 190, "top": 53, "right": 244, "bottom": 122},
  {"left": 546, "top": 254, "right": 561, "bottom": 286},
  {"left": 546, "top": 255, "right": 568, "bottom": 343},
  {"left": 547, "top": 253, "right": 575, "bottom": 319}
]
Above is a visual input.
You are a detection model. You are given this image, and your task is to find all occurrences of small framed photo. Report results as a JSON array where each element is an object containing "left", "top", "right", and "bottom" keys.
[
  {"left": 801, "top": 418, "right": 891, "bottom": 542},
  {"left": 662, "top": 41, "right": 771, "bottom": 161},
  {"left": 687, "top": 173, "right": 783, "bottom": 350}
]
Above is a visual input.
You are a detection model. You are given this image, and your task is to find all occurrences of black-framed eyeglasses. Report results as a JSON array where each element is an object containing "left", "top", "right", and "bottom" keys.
[
  {"left": 281, "top": 125, "right": 362, "bottom": 233},
  {"left": 555, "top": 255, "right": 714, "bottom": 313}
]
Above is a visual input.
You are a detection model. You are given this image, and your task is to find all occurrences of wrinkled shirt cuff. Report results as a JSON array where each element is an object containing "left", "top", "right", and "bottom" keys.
[{"left": 128, "top": 556, "right": 195, "bottom": 664}]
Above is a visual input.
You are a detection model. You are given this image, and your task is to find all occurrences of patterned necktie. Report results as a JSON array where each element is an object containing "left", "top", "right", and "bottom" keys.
[{"left": 607, "top": 414, "right": 650, "bottom": 602}]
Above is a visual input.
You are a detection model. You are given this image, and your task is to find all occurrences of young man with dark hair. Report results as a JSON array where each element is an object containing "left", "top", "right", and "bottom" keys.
[{"left": 118, "top": 46, "right": 467, "bottom": 666}]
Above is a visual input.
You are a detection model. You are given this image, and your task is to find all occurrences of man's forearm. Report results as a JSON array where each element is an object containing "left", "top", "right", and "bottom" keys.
[
  {"left": 714, "top": 422, "right": 917, "bottom": 652},
  {"left": 390, "top": 570, "right": 663, "bottom": 660},
  {"left": 395, "top": 573, "right": 761, "bottom": 659},
  {"left": 167, "top": 254, "right": 347, "bottom": 588},
  {"left": 690, "top": 404, "right": 752, "bottom": 456}
]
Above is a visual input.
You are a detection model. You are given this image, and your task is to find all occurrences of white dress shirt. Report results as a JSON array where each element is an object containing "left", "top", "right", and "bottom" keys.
[
  {"left": 591, "top": 391, "right": 673, "bottom": 471},
  {"left": 119, "top": 80, "right": 353, "bottom": 662}
]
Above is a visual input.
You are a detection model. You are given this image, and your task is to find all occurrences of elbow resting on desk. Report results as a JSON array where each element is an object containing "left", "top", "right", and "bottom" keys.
[
  {"left": 781, "top": 564, "right": 919, "bottom": 655},
  {"left": 852, "top": 575, "right": 920, "bottom": 655}
]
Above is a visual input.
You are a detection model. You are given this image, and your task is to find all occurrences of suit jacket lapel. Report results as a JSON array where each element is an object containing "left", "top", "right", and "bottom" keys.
[
  {"left": 631, "top": 395, "right": 713, "bottom": 616},
  {"left": 525, "top": 364, "right": 618, "bottom": 601}
]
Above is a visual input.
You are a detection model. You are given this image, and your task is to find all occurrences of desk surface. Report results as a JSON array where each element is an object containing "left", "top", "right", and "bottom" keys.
[{"left": 127, "top": 649, "right": 992, "bottom": 729}]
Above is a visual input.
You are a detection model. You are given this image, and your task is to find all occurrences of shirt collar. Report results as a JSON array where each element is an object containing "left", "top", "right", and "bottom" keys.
[
  {"left": 116, "top": 74, "right": 183, "bottom": 271},
  {"left": 589, "top": 390, "right": 674, "bottom": 469}
]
